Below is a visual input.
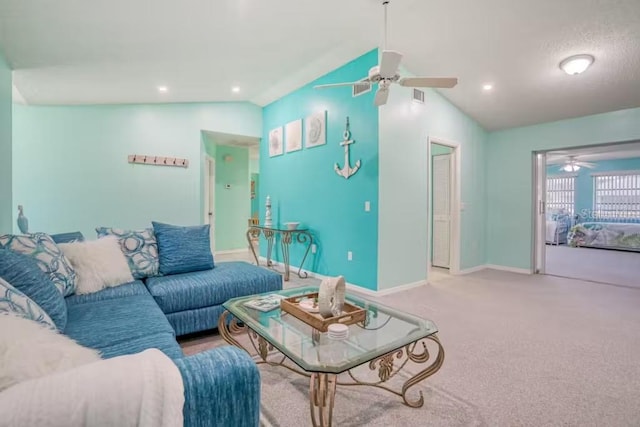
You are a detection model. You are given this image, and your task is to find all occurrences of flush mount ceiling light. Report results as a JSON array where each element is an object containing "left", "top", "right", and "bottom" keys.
[
  {"left": 231, "top": 86, "right": 240, "bottom": 93},
  {"left": 482, "top": 83, "right": 493, "bottom": 91},
  {"left": 559, "top": 54, "right": 594, "bottom": 75},
  {"left": 157, "top": 86, "right": 168, "bottom": 93}
]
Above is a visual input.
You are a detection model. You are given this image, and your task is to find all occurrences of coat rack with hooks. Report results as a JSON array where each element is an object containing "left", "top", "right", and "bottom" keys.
[{"left": 127, "top": 154, "right": 189, "bottom": 168}]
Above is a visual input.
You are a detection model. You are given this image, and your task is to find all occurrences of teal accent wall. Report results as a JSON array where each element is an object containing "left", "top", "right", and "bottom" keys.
[
  {"left": 261, "top": 49, "right": 379, "bottom": 290},
  {"left": 12, "top": 102, "right": 262, "bottom": 239},
  {"left": 0, "top": 52, "right": 12, "bottom": 234},
  {"left": 487, "top": 107, "right": 640, "bottom": 270},
  {"left": 548, "top": 157, "right": 640, "bottom": 218},
  {"left": 214, "top": 145, "right": 250, "bottom": 251},
  {"left": 378, "top": 86, "right": 487, "bottom": 289}
]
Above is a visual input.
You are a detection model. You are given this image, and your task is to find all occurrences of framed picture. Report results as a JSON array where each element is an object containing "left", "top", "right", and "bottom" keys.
[
  {"left": 285, "top": 119, "right": 303, "bottom": 153},
  {"left": 305, "top": 111, "right": 326, "bottom": 149},
  {"left": 269, "top": 127, "right": 283, "bottom": 157}
]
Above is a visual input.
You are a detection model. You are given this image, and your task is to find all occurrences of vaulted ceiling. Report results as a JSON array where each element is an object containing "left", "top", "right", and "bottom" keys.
[{"left": 1, "top": 0, "right": 639, "bottom": 130}]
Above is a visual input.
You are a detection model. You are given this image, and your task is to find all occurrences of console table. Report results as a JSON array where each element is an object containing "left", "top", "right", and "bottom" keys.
[{"left": 246, "top": 225, "right": 313, "bottom": 281}]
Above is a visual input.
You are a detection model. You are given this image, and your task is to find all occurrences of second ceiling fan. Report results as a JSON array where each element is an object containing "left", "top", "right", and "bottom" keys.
[{"left": 314, "top": 0, "right": 459, "bottom": 106}]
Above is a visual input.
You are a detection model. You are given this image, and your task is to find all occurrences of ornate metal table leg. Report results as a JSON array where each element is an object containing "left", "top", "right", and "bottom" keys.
[
  {"left": 281, "top": 231, "right": 292, "bottom": 281},
  {"left": 217, "top": 310, "right": 248, "bottom": 351},
  {"left": 310, "top": 373, "right": 337, "bottom": 427},
  {"left": 264, "top": 229, "right": 275, "bottom": 267},
  {"left": 400, "top": 334, "right": 445, "bottom": 407},
  {"left": 295, "top": 231, "right": 313, "bottom": 279},
  {"left": 246, "top": 227, "right": 260, "bottom": 265}
]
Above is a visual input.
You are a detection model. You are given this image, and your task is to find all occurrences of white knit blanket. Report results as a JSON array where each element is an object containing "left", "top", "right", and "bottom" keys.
[{"left": 0, "top": 348, "right": 184, "bottom": 427}]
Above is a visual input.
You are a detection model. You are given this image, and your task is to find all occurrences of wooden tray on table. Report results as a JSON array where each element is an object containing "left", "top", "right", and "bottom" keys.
[{"left": 280, "top": 292, "right": 366, "bottom": 332}]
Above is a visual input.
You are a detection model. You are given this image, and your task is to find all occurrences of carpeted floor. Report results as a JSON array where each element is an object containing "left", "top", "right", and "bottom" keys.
[
  {"left": 181, "top": 253, "right": 640, "bottom": 426},
  {"left": 546, "top": 244, "right": 640, "bottom": 288}
]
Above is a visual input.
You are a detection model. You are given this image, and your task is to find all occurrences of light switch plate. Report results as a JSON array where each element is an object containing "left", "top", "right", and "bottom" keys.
[{"left": 365, "top": 201, "right": 371, "bottom": 212}]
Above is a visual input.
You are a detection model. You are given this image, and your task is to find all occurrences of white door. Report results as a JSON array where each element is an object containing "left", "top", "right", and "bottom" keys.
[
  {"left": 205, "top": 157, "right": 216, "bottom": 253},
  {"left": 432, "top": 154, "right": 452, "bottom": 268},
  {"left": 533, "top": 152, "right": 546, "bottom": 274}
]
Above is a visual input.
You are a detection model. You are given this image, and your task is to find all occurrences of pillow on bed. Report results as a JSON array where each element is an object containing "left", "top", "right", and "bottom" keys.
[
  {"left": 0, "top": 314, "right": 101, "bottom": 391},
  {"left": 58, "top": 237, "right": 134, "bottom": 295}
]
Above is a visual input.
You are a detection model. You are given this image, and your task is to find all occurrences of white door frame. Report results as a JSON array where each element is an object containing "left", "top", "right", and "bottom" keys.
[
  {"left": 427, "top": 136, "right": 461, "bottom": 275},
  {"left": 203, "top": 156, "right": 216, "bottom": 253},
  {"left": 532, "top": 152, "right": 547, "bottom": 274}
]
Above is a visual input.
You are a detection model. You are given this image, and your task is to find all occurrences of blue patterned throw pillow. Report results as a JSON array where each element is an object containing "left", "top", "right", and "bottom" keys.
[
  {"left": 96, "top": 227, "right": 159, "bottom": 279},
  {"left": 0, "top": 249, "right": 67, "bottom": 331},
  {"left": 0, "top": 277, "right": 55, "bottom": 330},
  {"left": 0, "top": 233, "right": 77, "bottom": 296},
  {"left": 152, "top": 222, "right": 214, "bottom": 275}
]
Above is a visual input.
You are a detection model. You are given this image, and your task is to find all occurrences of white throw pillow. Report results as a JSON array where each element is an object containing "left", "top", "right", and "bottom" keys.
[
  {"left": 0, "top": 314, "right": 102, "bottom": 391},
  {"left": 59, "top": 236, "right": 134, "bottom": 295}
]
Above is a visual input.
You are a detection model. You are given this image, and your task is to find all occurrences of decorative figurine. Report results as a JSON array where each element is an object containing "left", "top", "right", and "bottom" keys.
[
  {"left": 264, "top": 196, "right": 273, "bottom": 228},
  {"left": 318, "top": 275, "right": 346, "bottom": 318},
  {"left": 335, "top": 117, "right": 361, "bottom": 179},
  {"left": 17, "top": 205, "right": 29, "bottom": 234}
]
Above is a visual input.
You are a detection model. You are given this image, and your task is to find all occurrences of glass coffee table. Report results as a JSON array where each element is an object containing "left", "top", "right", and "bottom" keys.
[{"left": 218, "top": 286, "right": 445, "bottom": 427}]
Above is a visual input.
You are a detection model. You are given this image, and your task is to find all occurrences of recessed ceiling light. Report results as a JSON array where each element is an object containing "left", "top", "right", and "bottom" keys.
[
  {"left": 157, "top": 86, "right": 168, "bottom": 93},
  {"left": 231, "top": 86, "right": 240, "bottom": 93},
  {"left": 559, "top": 54, "right": 594, "bottom": 75},
  {"left": 482, "top": 83, "right": 493, "bottom": 91}
]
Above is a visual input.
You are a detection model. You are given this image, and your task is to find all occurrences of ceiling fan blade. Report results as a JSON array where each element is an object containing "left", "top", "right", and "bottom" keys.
[
  {"left": 379, "top": 50, "right": 403, "bottom": 78},
  {"left": 314, "top": 81, "right": 368, "bottom": 89},
  {"left": 576, "top": 161, "right": 597, "bottom": 168},
  {"left": 399, "top": 77, "right": 458, "bottom": 88},
  {"left": 374, "top": 88, "right": 390, "bottom": 106}
]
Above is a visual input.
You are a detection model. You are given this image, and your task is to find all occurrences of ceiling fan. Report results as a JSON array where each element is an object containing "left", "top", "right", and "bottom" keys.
[
  {"left": 313, "top": 0, "right": 458, "bottom": 107},
  {"left": 559, "top": 155, "right": 596, "bottom": 172}
]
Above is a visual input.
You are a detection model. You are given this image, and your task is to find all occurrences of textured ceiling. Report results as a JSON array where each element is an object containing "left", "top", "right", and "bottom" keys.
[
  {"left": 547, "top": 141, "right": 640, "bottom": 163},
  {"left": 1, "top": 0, "right": 639, "bottom": 130}
]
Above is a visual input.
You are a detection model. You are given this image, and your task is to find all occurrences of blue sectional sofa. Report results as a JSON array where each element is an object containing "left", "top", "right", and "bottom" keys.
[
  {"left": 5, "top": 231, "right": 284, "bottom": 427},
  {"left": 62, "top": 275, "right": 280, "bottom": 426}
]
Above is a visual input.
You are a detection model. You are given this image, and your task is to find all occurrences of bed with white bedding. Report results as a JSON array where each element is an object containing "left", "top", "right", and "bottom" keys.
[{"left": 568, "top": 221, "right": 640, "bottom": 252}]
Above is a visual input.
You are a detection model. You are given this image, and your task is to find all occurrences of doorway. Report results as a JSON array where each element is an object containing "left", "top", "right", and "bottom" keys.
[
  {"left": 428, "top": 137, "right": 461, "bottom": 276},
  {"left": 533, "top": 141, "right": 640, "bottom": 288},
  {"left": 204, "top": 156, "right": 216, "bottom": 253}
]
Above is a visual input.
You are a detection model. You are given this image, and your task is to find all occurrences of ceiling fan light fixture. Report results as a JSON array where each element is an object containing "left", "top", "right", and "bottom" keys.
[
  {"left": 563, "top": 164, "right": 580, "bottom": 172},
  {"left": 560, "top": 54, "right": 594, "bottom": 75}
]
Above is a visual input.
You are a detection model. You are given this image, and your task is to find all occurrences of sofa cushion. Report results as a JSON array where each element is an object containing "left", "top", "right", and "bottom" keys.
[
  {"left": 0, "top": 277, "right": 55, "bottom": 330},
  {"left": 97, "top": 332, "right": 183, "bottom": 360},
  {"left": 0, "top": 233, "right": 77, "bottom": 296},
  {"left": 65, "top": 280, "right": 149, "bottom": 306},
  {"left": 0, "top": 249, "right": 67, "bottom": 331},
  {"left": 152, "top": 221, "right": 214, "bottom": 275},
  {"left": 65, "top": 294, "right": 176, "bottom": 354},
  {"left": 58, "top": 237, "right": 134, "bottom": 295},
  {"left": 96, "top": 227, "right": 159, "bottom": 279},
  {"left": 145, "top": 261, "right": 282, "bottom": 314},
  {"left": 50, "top": 231, "right": 85, "bottom": 244}
]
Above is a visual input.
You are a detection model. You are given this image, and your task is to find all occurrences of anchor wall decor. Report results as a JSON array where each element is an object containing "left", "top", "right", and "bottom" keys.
[{"left": 334, "top": 117, "right": 361, "bottom": 179}]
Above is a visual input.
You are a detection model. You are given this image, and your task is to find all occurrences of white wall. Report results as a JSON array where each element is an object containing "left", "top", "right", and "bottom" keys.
[{"left": 378, "top": 87, "right": 487, "bottom": 289}]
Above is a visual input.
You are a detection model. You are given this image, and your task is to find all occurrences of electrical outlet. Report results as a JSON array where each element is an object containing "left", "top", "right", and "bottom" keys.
[
  {"left": 365, "top": 201, "right": 371, "bottom": 212},
  {"left": 347, "top": 251, "right": 353, "bottom": 261},
  {"left": 311, "top": 244, "right": 317, "bottom": 254}
]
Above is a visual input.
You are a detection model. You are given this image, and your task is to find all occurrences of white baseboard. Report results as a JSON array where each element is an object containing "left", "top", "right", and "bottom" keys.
[
  {"left": 215, "top": 249, "right": 249, "bottom": 255},
  {"left": 456, "top": 265, "right": 487, "bottom": 275},
  {"left": 257, "top": 257, "right": 426, "bottom": 297},
  {"left": 374, "top": 280, "right": 428, "bottom": 296},
  {"left": 485, "top": 264, "right": 533, "bottom": 275}
]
